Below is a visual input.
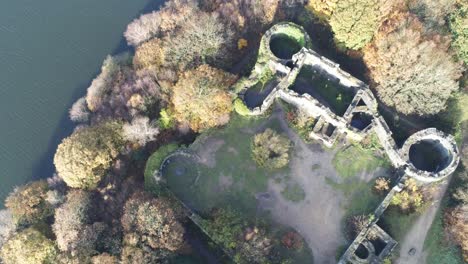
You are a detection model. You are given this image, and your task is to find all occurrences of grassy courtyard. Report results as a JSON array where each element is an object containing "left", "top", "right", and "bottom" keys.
[
  {"left": 290, "top": 66, "right": 355, "bottom": 116},
  {"left": 162, "top": 115, "right": 285, "bottom": 215}
]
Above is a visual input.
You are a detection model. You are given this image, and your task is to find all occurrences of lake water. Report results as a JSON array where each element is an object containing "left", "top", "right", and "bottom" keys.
[{"left": 0, "top": 0, "right": 162, "bottom": 205}]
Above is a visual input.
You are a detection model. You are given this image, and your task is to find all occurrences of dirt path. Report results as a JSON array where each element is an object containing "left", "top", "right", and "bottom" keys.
[
  {"left": 395, "top": 180, "right": 450, "bottom": 264},
  {"left": 256, "top": 106, "right": 384, "bottom": 264},
  {"left": 261, "top": 107, "right": 346, "bottom": 263}
]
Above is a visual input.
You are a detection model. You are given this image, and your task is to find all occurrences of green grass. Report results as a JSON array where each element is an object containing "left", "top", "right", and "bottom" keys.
[
  {"left": 164, "top": 115, "right": 287, "bottom": 215},
  {"left": 379, "top": 208, "right": 421, "bottom": 242},
  {"left": 291, "top": 66, "right": 355, "bottom": 116},
  {"left": 332, "top": 144, "right": 389, "bottom": 179},
  {"left": 281, "top": 183, "right": 306, "bottom": 202},
  {"left": 325, "top": 177, "right": 381, "bottom": 216},
  {"left": 144, "top": 143, "right": 179, "bottom": 190}
]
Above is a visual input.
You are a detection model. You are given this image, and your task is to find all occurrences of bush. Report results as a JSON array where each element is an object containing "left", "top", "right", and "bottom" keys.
[
  {"left": 374, "top": 177, "right": 390, "bottom": 193},
  {"left": 200, "top": 208, "right": 246, "bottom": 250},
  {"left": 0, "top": 227, "right": 58, "bottom": 264},
  {"left": 390, "top": 178, "right": 424, "bottom": 212},
  {"left": 157, "top": 108, "right": 175, "bottom": 129},
  {"left": 54, "top": 121, "right": 125, "bottom": 190},
  {"left": 5, "top": 180, "right": 52, "bottom": 226},
  {"left": 234, "top": 98, "right": 251, "bottom": 116},
  {"left": 251, "top": 128, "right": 291, "bottom": 169}
]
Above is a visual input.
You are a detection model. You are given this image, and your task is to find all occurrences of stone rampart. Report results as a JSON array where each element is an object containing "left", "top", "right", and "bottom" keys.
[{"left": 230, "top": 22, "right": 461, "bottom": 263}]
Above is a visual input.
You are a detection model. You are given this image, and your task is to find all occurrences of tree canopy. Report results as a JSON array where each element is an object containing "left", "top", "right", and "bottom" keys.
[
  {"left": 329, "top": 0, "right": 382, "bottom": 50},
  {"left": 363, "top": 13, "right": 462, "bottom": 115},
  {"left": 121, "top": 193, "right": 185, "bottom": 252},
  {"left": 54, "top": 122, "right": 125, "bottom": 190},
  {"left": 5, "top": 180, "right": 52, "bottom": 226},
  {"left": 171, "top": 64, "right": 237, "bottom": 131},
  {"left": 1, "top": 228, "right": 57, "bottom": 264},
  {"left": 449, "top": 1, "right": 468, "bottom": 64}
]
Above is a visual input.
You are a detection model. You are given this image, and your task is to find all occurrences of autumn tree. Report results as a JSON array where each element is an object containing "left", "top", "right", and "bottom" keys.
[
  {"left": 445, "top": 205, "right": 468, "bottom": 261},
  {"left": 124, "top": 0, "right": 198, "bottom": 47},
  {"left": 91, "top": 253, "right": 118, "bottom": 264},
  {"left": 52, "top": 190, "right": 106, "bottom": 257},
  {"left": 5, "top": 180, "right": 52, "bottom": 226},
  {"left": 390, "top": 178, "right": 424, "bottom": 212},
  {"left": 306, "top": 0, "right": 338, "bottom": 21},
  {"left": 364, "top": 13, "right": 462, "bottom": 115},
  {"left": 85, "top": 54, "right": 128, "bottom": 112},
  {"left": 0, "top": 210, "right": 13, "bottom": 249},
  {"left": 121, "top": 246, "right": 172, "bottom": 264},
  {"left": 251, "top": 129, "right": 292, "bottom": 169},
  {"left": 409, "top": 0, "right": 456, "bottom": 30},
  {"left": 329, "top": 0, "right": 382, "bottom": 49},
  {"left": 374, "top": 177, "right": 390, "bottom": 193},
  {"left": 449, "top": 1, "right": 468, "bottom": 64},
  {"left": 121, "top": 192, "right": 185, "bottom": 252},
  {"left": 123, "top": 116, "right": 159, "bottom": 146},
  {"left": 69, "top": 97, "right": 90, "bottom": 123},
  {"left": 171, "top": 64, "right": 237, "bottom": 132},
  {"left": 54, "top": 121, "right": 125, "bottom": 190},
  {"left": 202, "top": 0, "right": 280, "bottom": 33},
  {"left": 0, "top": 227, "right": 58, "bottom": 264}
]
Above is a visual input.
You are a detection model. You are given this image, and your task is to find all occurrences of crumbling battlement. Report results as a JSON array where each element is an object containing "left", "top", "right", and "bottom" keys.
[
  {"left": 238, "top": 22, "right": 460, "bottom": 183},
  {"left": 233, "top": 22, "right": 461, "bottom": 264}
]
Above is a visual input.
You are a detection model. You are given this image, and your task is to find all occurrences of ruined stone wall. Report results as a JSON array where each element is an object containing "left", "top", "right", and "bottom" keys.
[{"left": 232, "top": 21, "right": 461, "bottom": 264}]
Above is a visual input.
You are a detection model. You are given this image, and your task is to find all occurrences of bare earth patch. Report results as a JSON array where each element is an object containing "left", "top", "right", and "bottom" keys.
[
  {"left": 256, "top": 107, "right": 386, "bottom": 264},
  {"left": 195, "top": 137, "right": 225, "bottom": 168}
]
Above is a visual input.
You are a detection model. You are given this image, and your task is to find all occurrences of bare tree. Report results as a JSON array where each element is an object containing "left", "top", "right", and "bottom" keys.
[
  {"left": 124, "top": 0, "right": 198, "bottom": 46},
  {"left": 0, "top": 210, "right": 14, "bottom": 249},
  {"left": 123, "top": 116, "right": 159, "bottom": 146},
  {"left": 69, "top": 97, "right": 90, "bottom": 123}
]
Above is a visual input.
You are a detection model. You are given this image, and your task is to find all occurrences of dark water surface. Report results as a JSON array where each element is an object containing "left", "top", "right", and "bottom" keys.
[{"left": 0, "top": 0, "right": 163, "bottom": 205}]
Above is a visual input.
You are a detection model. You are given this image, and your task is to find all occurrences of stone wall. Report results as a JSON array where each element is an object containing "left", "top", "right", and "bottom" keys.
[{"left": 230, "top": 22, "right": 461, "bottom": 263}]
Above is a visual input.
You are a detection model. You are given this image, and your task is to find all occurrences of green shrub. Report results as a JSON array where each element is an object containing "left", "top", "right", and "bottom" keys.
[
  {"left": 251, "top": 129, "right": 291, "bottom": 169},
  {"left": 158, "top": 108, "right": 175, "bottom": 129},
  {"left": 234, "top": 98, "right": 251, "bottom": 116}
]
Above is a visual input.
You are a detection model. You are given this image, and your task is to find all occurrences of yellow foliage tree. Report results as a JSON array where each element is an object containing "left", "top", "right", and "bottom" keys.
[
  {"left": 306, "top": 0, "right": 338, "bottom": 21},
  {"left": 133, "top": 38, "right": 166, "bottom": 70},
  {"left": 171, "top": 64, "right": 237, "bottom": 132},
  {"left": 391, "top": 178, "right": 424, "bottom": 212},
  {"left": 1, "top": 228, "right": 57, "bottom": 264},
  {"left": 54, "top": 122, "right": 124, "bottom": 190}
]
